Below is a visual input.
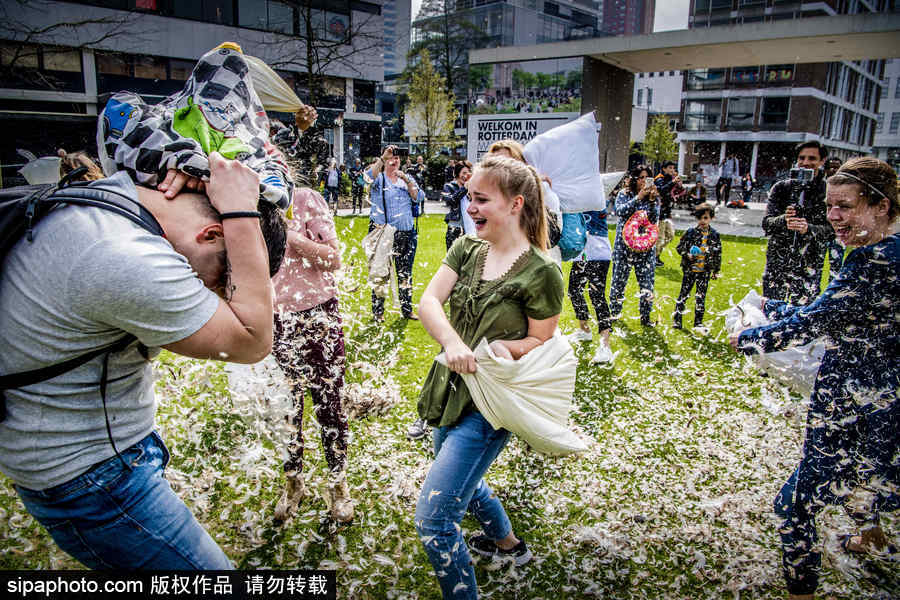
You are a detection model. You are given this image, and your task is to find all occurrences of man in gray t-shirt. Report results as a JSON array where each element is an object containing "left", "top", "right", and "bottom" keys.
[{"left": 0, "top": 153, "right": 285, "bottom": 569}]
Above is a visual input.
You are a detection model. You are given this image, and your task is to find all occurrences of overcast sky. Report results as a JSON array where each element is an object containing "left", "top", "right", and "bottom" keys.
[{"left": 409, "top": 1, "right": 690, "bottom": 31}]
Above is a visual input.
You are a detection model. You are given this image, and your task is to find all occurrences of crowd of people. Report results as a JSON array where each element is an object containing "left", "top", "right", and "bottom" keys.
[{"left": 0, "top": 68, "right": 896, "bottom": 600}]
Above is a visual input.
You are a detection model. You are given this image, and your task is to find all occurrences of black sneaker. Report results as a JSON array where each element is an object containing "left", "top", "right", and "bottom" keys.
[
  {"left": 469, "top": 533, "right": 533, "bottom": 566},
  {"left": 406, "top": 418, "right": 429, "bottom": 440},
  {"left": 655, "top": 257, "right": 664, "bottom": 268}
]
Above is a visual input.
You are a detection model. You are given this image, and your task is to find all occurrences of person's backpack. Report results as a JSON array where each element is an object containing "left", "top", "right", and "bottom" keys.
[
  {"left": 546, "top": 208, "right": 561, "bottom": 248},
  {"left": 0, "top": 168, "right": 163, "bottom": 467},
  {"left": 558, "top": 212, "right": 587, "bottom": 260}
]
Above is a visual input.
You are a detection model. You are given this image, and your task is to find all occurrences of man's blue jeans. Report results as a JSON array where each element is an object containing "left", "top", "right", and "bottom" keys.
[
  {"left": 414, "top": 411, "right": 513, "bottom": 599},
  {"left": 16, "top": 431, "right": 232, "bottom": 570}
]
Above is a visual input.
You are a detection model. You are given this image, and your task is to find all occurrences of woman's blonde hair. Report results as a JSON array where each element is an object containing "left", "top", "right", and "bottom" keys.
[
  {"left": 486, "top": 140, "right": 525, "bottom": 163},
  {"left": 474, "top": 155, "right": 548, "bottom": 251},
  {"left": 57, "top": 149, "right": 104, "bottom": 181}
]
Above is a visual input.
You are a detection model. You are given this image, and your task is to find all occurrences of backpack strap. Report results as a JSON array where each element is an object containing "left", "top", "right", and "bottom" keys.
[
  {"left": 48, "top": 183, "right": 164, "bottom": 237},
  {"left": 0, "top": 335, "right": 136, "bottom": 394}
]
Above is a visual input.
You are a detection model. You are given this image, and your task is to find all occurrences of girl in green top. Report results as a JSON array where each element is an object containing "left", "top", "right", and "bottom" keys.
[{"left": 414, "top": 155, "right": 564, "bottom": 599}]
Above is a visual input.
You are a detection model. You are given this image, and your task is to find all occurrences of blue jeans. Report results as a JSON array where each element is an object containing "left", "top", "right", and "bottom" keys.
[
  {"left": 370, "top": 226, "right": 418, "bottom": 318},
  {"left": 415, "top": 411, "right": 512, "bottom": 600},
  {"left": 16, "top": 431, "right": 232, "bottom": 570}
]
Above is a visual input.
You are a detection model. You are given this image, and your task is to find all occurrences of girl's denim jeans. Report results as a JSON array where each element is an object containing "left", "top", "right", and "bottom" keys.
[{"left": 414, "top": 411, "right": 512, "bottom": 599}]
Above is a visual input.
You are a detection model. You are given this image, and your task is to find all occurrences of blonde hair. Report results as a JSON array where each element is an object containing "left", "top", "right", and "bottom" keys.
[
  {"left": 57, "top": 149, "right": 104, "bottom": 181},
  {"left": 487, "top": 140, "right": 525, "bottom": 163},
  {"left": 474, "top": 155, "right": 548, "bottom": 251}
]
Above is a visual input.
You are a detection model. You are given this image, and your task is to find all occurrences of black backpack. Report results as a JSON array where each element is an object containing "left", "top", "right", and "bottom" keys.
[{"left": 0, "top": 168, "right": 164, "bottom": 467}]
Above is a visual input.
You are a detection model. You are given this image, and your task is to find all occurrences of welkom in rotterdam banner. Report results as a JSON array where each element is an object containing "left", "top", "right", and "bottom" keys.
[{"left": 466, "top": 113, "right": 579, "bottom": 162}]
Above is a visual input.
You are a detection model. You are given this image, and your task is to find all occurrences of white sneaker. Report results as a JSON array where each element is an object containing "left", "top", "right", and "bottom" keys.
[
  {"left": 692, "top": 325, "right": 709, "bottom": 336},
  {"left": 567, "top": 329, "right": 593, "bottom": 343},
  {"left": 591, "top": 343, "right": 614, "bottom": 364}
]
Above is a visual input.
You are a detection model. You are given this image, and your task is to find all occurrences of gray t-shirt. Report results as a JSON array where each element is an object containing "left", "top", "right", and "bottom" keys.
[{"left": 0, "top": 173, "right": 219, "bottom": 490}]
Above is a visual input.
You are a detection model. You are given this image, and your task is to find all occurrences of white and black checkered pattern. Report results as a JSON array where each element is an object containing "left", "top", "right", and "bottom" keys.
[{"left": 97, "top": 46, "right": 293, "bottom": 209}]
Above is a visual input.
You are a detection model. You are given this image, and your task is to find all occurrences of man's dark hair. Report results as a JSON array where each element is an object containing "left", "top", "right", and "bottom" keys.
[
  {"left": 661, "top": 160, "right": 676, "bottom": 170},
  {"left": 208, "top": 198, "right": 286, "bottom": 298},
  {"left": 190, "top": 195, "right": 286, "bottom": 277},
  {"left": 796, "top": 140, "right": 827, "bottom": 160},
  {"left": 258, "top": 200, "right": 287, "bottom": 277}
]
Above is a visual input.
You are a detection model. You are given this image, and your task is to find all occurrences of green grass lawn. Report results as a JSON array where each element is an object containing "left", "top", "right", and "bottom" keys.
[{"left": 1, "top": 215, "right": 896, "bottom": 599}]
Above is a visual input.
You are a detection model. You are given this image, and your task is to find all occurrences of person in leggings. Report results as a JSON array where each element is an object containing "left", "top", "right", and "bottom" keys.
[
  {"left": 567, "top": 210, "right": 613, "bottom": 364},
  {"left": 608, "top": 165, "right": 659, "bottom": 326}
]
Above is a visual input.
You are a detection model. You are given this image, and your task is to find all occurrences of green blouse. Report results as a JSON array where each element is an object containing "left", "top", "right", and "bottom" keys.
[{"left": 417, "top": 235, "right": 564, "bottom": 428}]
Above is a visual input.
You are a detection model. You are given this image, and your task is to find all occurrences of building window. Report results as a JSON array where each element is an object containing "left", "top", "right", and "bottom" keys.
[
  {"left": 764, "top": 64, "right": 794, "bottom": 83},
  {"left": 876, "top": 113, "right": 884, "bottom": 133},
  {"left": 890, "top": 112, "right": 900, "bottom": 134},
  {"left": 882, "top": 79, "right": 890, "bottom": 98},
  {"left": 169, "top": 59, "right": 194, "bottom": 81},
  {"left": 726, "top": 97, "right": 756, "bottom": 130},
  {"left": 686, "top": 68, "right": 726, "bottom": 90},
  {"left": 895, "top": 78, "right": 900, "bottom": 99},
  {"left": 760, "top": 97, "right": 790, "bottom": 130},
  {"left": 636, "top": 88, "right": 643, "bottom": 105},
  {"left": 0, "top": 42, "right": 84, "bottom": 92},
  {"left": 684, "top": 100, "right": 722, "bottom": 131},
  {"left": 238, "top": 0, "right": 296, "bottom": 34},
  {"left": 96, "top": 52, "right": 192, "bottom": 98},
  {"left": 731, "top": 66, "right": 760, "bottom": 84},
  {"left": 42, "top": 48, "right": 82, "bottom": 73},
  {"left": 647, "top": 88, "right": 653, "bottom": 107},
  {"left": 133, "top": 56, "right": 166, "bottom": 80}
]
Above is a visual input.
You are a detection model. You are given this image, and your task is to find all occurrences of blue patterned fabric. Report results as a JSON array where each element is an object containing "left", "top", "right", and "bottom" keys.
[{"left": 738, "top": 233, "right": 899, "bottom": 594}]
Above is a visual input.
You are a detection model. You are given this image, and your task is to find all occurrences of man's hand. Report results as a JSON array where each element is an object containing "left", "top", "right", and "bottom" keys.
[
  {"left": 205, "top": 152, "right": 260, "bottom": 213},
  {"left": 158, "top": 169, "right": 205, "bottom": 199},
  {"left": 786, "top": 216, "right": 809, "bottom": 234},
  {"left": 294, "top": 105, "right": 318, "bottom": 132}
]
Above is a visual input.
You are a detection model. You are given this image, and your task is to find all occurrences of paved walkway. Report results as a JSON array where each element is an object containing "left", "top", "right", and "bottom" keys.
[{"left": 337, "top": 200, "right": 768, "bottom": 238}]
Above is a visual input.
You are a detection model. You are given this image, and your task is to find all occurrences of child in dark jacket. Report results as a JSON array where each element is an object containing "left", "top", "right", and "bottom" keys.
[{"left": 674, "top": 203, "right": 722, "bottom": 330}]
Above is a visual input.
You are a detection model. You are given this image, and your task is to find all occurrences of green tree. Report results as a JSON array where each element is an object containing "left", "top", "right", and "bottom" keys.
[
  {"left": 468, "top": 64, "right": 492, "bottom": 92},
  {"left": 409, "top": 0, "right": 489, "bottom": 95},
  {"left": 405, "top": 49, "right": 458, "bottom": 160},
  {"left": 641, "top": 115, "right": 678, "bottom": 170},
  {"left": 535, "top": 72, "right": 552, "bottom": 91},
  {"left": 565, "top": 69, "right": 583, "bottom": 90}
]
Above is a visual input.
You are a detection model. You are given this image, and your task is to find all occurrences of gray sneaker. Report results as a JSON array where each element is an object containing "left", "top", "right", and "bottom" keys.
[
  {"left": 469, "top": 533, "right": 533, "bottom": 566},
  {"left": 406, "top": 418, "right": 429, "bottom": 440}
]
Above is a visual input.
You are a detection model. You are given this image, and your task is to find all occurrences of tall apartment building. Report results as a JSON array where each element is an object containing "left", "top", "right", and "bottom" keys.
[
  {"left": 678, "top": 0, "right": 892, "bottom": 188},
  {"left": 0, "top": 0, "right": 385, "bottom": 184},
  {"left": 603, "top": 0, "right": 654, "bottom": 35},
  {"left": 382, "top": 0, "right": 411, "bottom": 77},
  {"left": 873, "top": 57, "right": 900, "bottom": 171}
]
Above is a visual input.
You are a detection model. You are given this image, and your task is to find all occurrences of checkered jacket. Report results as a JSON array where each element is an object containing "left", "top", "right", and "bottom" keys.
[{"left": 96, "top": 46, "right": 293, "bottom": 209}]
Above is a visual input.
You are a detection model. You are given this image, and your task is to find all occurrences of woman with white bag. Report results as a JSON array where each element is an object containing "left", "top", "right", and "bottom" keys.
[
  {"left": 414, "top": 155, "right": 564, "bottom": 599},
  {"left": 729, "top": 157, "right": 899, "bottom": 600}
]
